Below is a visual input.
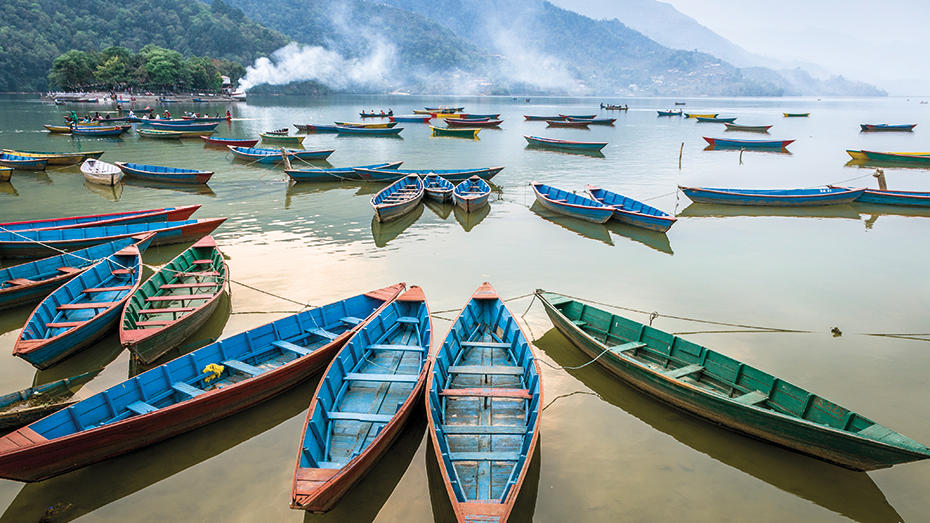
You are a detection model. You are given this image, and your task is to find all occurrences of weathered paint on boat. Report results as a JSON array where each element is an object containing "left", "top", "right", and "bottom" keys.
[
  {"left": 227, "top": 146, "right": 335, "bottom": 164},
  {"left": 0, "top": 154, "right": 47, "bottom": 171},
  {"left": 371, "top": 175, "right": 424, "bottom": 223},
  {"left": 120, "top": 236, "right": 229, "bottom": 364},
  {"left": 0, "top": 205, "right": 200, "bottom": 232},
  {"left": 452, "top": 176, "right": 491, "bottom": 213},
  {"left": 114, "top": 162, "right": 213, "bottom": 185},
  {"left": 524, "top": 135, "right": 607, "bottom": 151},
  {"left": 531, "top": 182, "right": 614, "bottom": 223},
  {"left": 2, "top": 149, "right": 104, "bottom": 166},
  {"left": 0, "top": 284, "right": 404, "bottom": 481},
  {"left": 423, "top": 174, "right": 455, "bottom": 203},
  {"left": 704, "top": 137, "right": 795, "bottom": 149},
  {"left": 679, "top": 186, "right": 866, "bottom": 206},
  {"left": 81, "top": 158, "right": 123, "bottom": 186},
  {"left": 285, "top": 162, "right": 403, "bottom": 183},
  {"left": 353, "top": 167, "right": 503, "bottom": 183},
  {"left": 536, "top": 290, "right": 930, "bottom": 471},
  {"left": 427, "top": 283, "right": 542, "bottom": 523},
  {"left": 0, "top": 370, "right": 101, "bottom": 433},
  {"left": 585, "top": 185, "right": 677, "bottom": 232},
  {"left": 290, "top": 286, "right": 431, "bottom": 512}
]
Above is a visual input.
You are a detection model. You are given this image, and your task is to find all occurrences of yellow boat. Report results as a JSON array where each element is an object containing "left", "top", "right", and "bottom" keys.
[
  {"left": 846, "top": 150, "right": 930, "bottom": 160},
  {"left": 684, "top": 113, "right": 718, "bottom": 119},
  {"left": 2, "top": 149, "right": 104, "bottom": 165}
]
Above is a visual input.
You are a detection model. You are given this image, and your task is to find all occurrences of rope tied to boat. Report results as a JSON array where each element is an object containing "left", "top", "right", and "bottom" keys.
[{"left": 203, "top": 363, "right": 224, "bottom": 383}]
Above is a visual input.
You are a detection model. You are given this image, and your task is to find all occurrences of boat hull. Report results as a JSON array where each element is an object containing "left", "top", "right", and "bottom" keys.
[
  {"left": 524, "top": 135, "right": 606, "bottom": 151},
  {"left": 353, "top": 167, "right": 503, "bottom": 183},
  {"left": 704, "top": 137, "right": 795, "bottom": 148},
  {"left": 586, "top": 185, "right": 676, "bottom": 232},
  {"left": 532, "top": 182, "right": 613, "bottom": 223},
  {"left": 680, "top": 186, "right": 865, "bottom": 207},
  {"left": 115, "top": 162, "right": 213, "bottom": 185}
]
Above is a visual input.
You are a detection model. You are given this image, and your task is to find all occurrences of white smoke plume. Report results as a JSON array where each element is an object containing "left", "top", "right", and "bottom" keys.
[{"left": 238, "top": 40, "right": 398, "bottom": 91}]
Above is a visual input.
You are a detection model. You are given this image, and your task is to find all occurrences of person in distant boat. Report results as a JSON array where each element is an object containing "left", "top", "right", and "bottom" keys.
[
  {"left": 163, "top": 110, "right": 171, "bottom": 119},
  {"left": 226, "top": 110, "right": 231, "bottom": 119},
  {"left": 128, "top": 110, "right": 135, "bottom": 118},
  {"left": 380, "top": 110, "right": 385, "bottom": 115},
  {"left": 104, "top": 114, "right": 110, "bottom": 120}
]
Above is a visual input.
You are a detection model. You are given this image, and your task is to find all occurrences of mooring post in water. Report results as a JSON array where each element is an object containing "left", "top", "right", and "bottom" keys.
[
  {"left": 679, "top": 142, "right": 684, "bottom": 169},
  {"left": 281, "top": 147, "right": 292, "bottom": 170},
  {"left": 739, "top": 148, "right": 744, "bottom": 165},
  {"left": 873, "top": 168, "right": 887, "bottom": 190}
]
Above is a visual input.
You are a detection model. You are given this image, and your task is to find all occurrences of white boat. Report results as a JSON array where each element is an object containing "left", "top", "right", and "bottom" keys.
[
  {"left": 230, "top": 90, "right": 247, "bottom": 101},
  {"left": 80, "top": 158, "right": 123, "bottom": 186}
]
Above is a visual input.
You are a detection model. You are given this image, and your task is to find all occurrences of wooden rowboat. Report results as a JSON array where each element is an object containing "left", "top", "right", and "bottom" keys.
[
  {"left": 830, "top": 186, "right": 930, "bottom": 207},
  {"left": 657, "top": 110, "right": 683, "bottom": 116},
  {"left": 684, "top": 113, "right": 718, "bottom": 119},
  {"left": 0, "top": 218, "right": 226, "bottom": 259},
  {"left": 294, "top": 124, "right": 341, "bottom": 133},
  {"left": 371, "top": 175, "right": 424, "bottom": 223},
  {"left": 353, "top": 167, "right": 503, "bottom": 183},
  {"left": 696, "top": 117, "right": 737, "bottom": 123},
  {"left": 426, "top": 282, "right": 542, "bottom": 523},
  {"left": 389, "top": 115, "right": 431, "bottom": 123},
  {"left": 725, "top": 123, "right": 773, "bottom": 132},
  {"left": 0, "top": 283, "right": 405, "bottom": 481},
  {"left": 566, "top": 117, "right": 615, "bottom": 125},
  {"left": 844, "top": 150, "right": 930, "bottom": 160},
  {"left": 585, "top": 185, "right": 677, "bottom": 233},
  {"left": 0, "top": 370, "right": 101, "bottom": 433},
  {"left": 860, "top": 124, "right": 916, "bottom": 132},
  {"left": 784, "top": 113, "right": 810, "bottom": 117},
  {"left": 531, "top": 182, "right": 614, "bottom": 223},
  {"left": 0, "top": 205, "right": 200, "bottom": 232},
  {"left": 0, "top": 154, "right": 47, "bottom": 171},
  {"left": 423, "top": 174, "right": 455, "bottom": 203},
  {"left": 145, "top": 121, "right": 218, "bottom": 132},
  {"left": 523, "top": 115, "right": 565, "bottom": 121},
  {"left": 536, "top": 290, "right": 930, "bottom": 471},
  {"left": 69, "top": 125, "right": 129, "bottom": 137},
  {"left": 115, "top": 162, "right": 213, "bottom": 185},
  {"left": 445, "top": 118, "right": 502, "bottom": 127},
  {"left": 452, "top": 175, "right": 491, "bottom": 213},
  {"left": 13, "top": 234, "right": 154, "bottom": 369},
  {"left": 285, "top": 162, "right": 403, "bottom": 183},
  {"left": 120, "top": 236, "right": 229, "bottom": 364},
  {"left": 860, "top": 151, "right": 930, "bottom": 165},
  {"left": 290, "top": 286, "right": 431, "bottom": 512},
  {"left": 545, "top": 120, "right": 589, "bottom": 128},
  {"left": 359, "top": 111, "right": 393, "bottom": 117},
  {"left": 260, "top": 133, "right": 306, "bottom": 144},
  {"left": 200, "top": 136, "right": 259, "bottom": 147},
  {"left": 227, "top": 146, "right": 335, "bottom": 164},
  {"left": 431, "top": 126, "right": 480, "bottom": 138},
  {"left": 703, "top": 137, "right": 795, "bottom": 149},
  {"left": 2, "top": 149, "right": 104, "bottom": 166},
  {"left": 336, "top": 126, "right": 403, "bottom": 136},
  {"left": 136, "top": 128, "right": 183, "bottom": 139},
  {"left": 0, "top": 237, "right": 141, "bottom": 311},
  {"left": 524, "top": 135, "right": 606, "bottom": 151},
  {"left": 679, "top": 186, "right": 866, "bottom": 206},
  {"left": 334, "top": 121, "right": 398, "bottom": 129},
  {"left": 80, "top": 158, "right": 123, "bottom": 186}
]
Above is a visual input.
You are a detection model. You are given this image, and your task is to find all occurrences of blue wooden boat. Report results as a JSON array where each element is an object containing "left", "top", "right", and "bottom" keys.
[
  {"left": 389, "top": 115, "right": 432, "bottom": 123},
  {"left": 0, "top": 369, "right": 101, "bottom": 432},
  {"left": 69, "top": 126, "right": 129, "bottom": 137},
  {"left": 524, "top": 115, "right": 565, "bottom": 121},
  {"left": 227, "top": 146, "right": 335, "bottom": 164},
  {"left": 453, "top": 176, "right": 491, "bottom": 213},
  {"left": 0, "top": 205, "right": 200, "bottom": 232},
  {"left": 566, "top": 117, "right": 616, "bottom": 125},
  {"left": 537, "top": 290, "right": 930, "bottom": 471},
  {"left": 657, "top": 110, "right": 683, "bottom": 116},
  {"left": 0, "top": 283, "right": 405, "bottom": 481},
  {"left": 353, "top": 167, "right": 504, "bottom": 183},
  {"left": 461, "top": 113, "right": 500, "bottom": 119},
  {"left": 13, "top": 234, "right": 154, "bottom": 369},
  {"left": 425, "top": 106, "right": 464, "bottom": 112},
  {"left": 145, "top": 121, "right": 219, "bottom": 132},
  {"left": 558, "top": 114, "right": 596, "bottom": 119},
  {"left": 423, "top": 174, "right": 455, "bottom": 202},
  {"left": 114, "top": 162, "right": 214, "bottom": 185},
  {"left": 371, "top": 175, "right": 424, "bottom": 223},
  {"left": 696, "top": 117, "right": 737, "bottom": 123},
  {"left": 426, "top": 282, "right": 542, "bottom": 523},
  {"left": 524, "top": 135, "right": 606, "bottom": 151},
  {"left": 860, "top": 124, "right": 917, "bottom": 132},
  {"left": 0, "top": 154, "right": 47, "bottom": 171},
  {"left": 336, "top": 126, "right": 403, "bottom": 136},
  {"left": 200, "top": 136, "right": 259, "bottom": 148},
  {"left": 0, "top": 218, "right": 227, "bottom": 258},
  {"left": 531, "top": 182, "right": 614, "bottom": 223},
  {"left": 294, "top": 124, "right": 341, "bottom": 133},
  {"left": 290, "top": 286, "right": 431, "bottom": 512},
  {"left": 0, "top": 237, "right": 141, "bottom": 311},
  {"left": 830, "top": 186, "right": 930, "bottom": 207},
  {"left": 704, "top": 137, "right": 795, "bottom": 148},
  {"left": 285, "top": 162, "right": 403, "bottom": 183},
  {"left": 679, "top": 186, "right": 866, "bottom": 206},
  {"left": 585, "top": 185, "right": 677, "bottom": 233}
]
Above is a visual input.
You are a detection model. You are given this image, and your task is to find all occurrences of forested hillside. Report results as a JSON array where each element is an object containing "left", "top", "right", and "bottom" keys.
[{"left": 0, "top": 0, "right": 288, "bottom": 91}]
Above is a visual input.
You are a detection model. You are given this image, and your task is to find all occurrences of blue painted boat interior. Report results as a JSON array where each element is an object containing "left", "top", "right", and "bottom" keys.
[
  {"left": 122, "top": 163, "right": 207, "bottom": 175},
  {"left": 588, "top": 187, "right": 671, "bottom": 217},
  {"left": 454, "top": 177, "right": 490, "bottom": 198},
  {"left": 534, "top": 183, "right": 607, "bottom": 208},
  {"left": 427, "top": 292, "right": 540, "bottom": 505},
  {"left": 372, "top": 176, "right": 423, "bottom": 207},
  {"left": 299, "top": 293, "right": 429, "bottom": 469},
  {"left": 0, "top": 238, "right": 135, "bottom": 292},
  {"left": 0, "top": 220, "right": 200, "bottom": 243}
]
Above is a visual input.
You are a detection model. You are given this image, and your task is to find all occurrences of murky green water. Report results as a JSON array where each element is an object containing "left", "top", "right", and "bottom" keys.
[{"left": 0, "top": 94, "right": 928, "bottom": 522}]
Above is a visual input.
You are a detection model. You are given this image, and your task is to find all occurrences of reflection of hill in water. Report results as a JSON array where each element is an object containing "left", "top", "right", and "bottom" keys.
[
  {"left": 533, "top": 328, "right": 903, "bottom": 523},
  {"left": 679, "top": 202, "right": 862, "bottom": 220},
  {"left": 427, "top": 431, "right": 540, "bottom": 523},
  {"left": 0, "top": 376, "right": 322, "bottom": 523},
  {"left": 453, "top": 202, "right": 490, "bottom": 232},
  {"left": 303, "top": 407, "right": 426, "bottom": 523},
  {"left": 605, "top": 221, "right": 673, "bottom": 255},
  {"left": 371, "top": 203, "right": 423, "bottom": 247},
  {"left": 530, "top": 202, "right": 613, "bottom": 245}
]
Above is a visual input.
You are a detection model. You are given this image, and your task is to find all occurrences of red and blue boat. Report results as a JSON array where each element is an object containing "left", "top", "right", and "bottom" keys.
[
  {"left": 284, "top": 162, "right": 403, "bottom": 183},
  {"left": 679, "top": 186, "right": 866, "bottom": 206},
  {"left": 114, "top": 162, "right": 214, "bottom": 185},
  {"left": 704, "top": 137, "right": 795, "bottom": 149},
  {"left": 830, "top": 186, "right": 930, "bottom": 207},
  {"left": 860, "top": 124, "right": 916, "bottom": 132},
  {"left": 336, "top": 126, "right": 403, "bottom": 136},
  {"left": 531, "top": 182, "right": 614, "bottom": 223},
  {"left": 423, "top": 174, "right": 455, "bottom": 203},
  {"left": 0, "top": 154, "right": 47, "bottom": 171},
  {"left": 228, "top": 146, "right": 335, "bottom": 164},
  {"left": 524, "top": 135, "right": 607, "bottom": 152},
  {"left": 144, "top": 121, "right": 219, "bottom": 132},
  {"left": 585, "top": 185, "right": 677, "bottom": 232},
  {"left": 0, "top": 205, "right": 200, "bottom": 232},
  {"left": 389, "top": 115, "right": 431, "bottom": 123},
  {"left": 200, "top": 136, "right": 259, "bottom": 147},
  {"left": 453, "top": 176, "right": 491, "bottom": 213},
  {"left": 353, "top": 167, "right": 503, "bottom": 183},
  {"left": 13, "top": 233, "right": 154, "bottom": 369},
  {"left": 69, "top": 125, "right": 129, "bottom": 137},
  {"left": 294, "top": 124, "right": 341, "bottom": 133},
  {"left": 0, "top": 283, "right": 405, "bottom": 481},
  {"left": 371, "top": 175, "right": 424, "bottom": 223}
]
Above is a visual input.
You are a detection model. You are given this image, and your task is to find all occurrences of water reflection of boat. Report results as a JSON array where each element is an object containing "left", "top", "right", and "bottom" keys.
[
  {"left": 532, "top": 328, "right": 905, "bottom": 523},
  {"left": 529, "top": 202, "right": 613, "bottom": 245},
  {"left": 0, "top": 182, "right": 16, "bottom": 196},
  {"left": 122, "top": 177, "right": 217, "bottom": 197},
  {"left": 370, "top": 203, "right": 423, "bottom": 247},
  {"left": 0, "top": 376, "right": 323, "bottom": 523},
  {"left": 679, "top": 202, "right": 861, "bottom": 220},
  {"left": 19, "top": 171, "right": 53, "bottom": 185},
  {"left": 845, "top": 159, "right": 930, "bottom": 171},
  {"left": 303, "top": 407, "right": 427, "bottom": 523},
  {"left": 32, "top": 330, "right": 126, "bottom": 385},
  {"left": 604, "top": 221, "right": 673, "bottom": 255},
  {"left": 423, "top": 198, "right": 453, "bottom": 219},
  {"left": 704, "top": 145, "right": 791, "bottom": 155},
  {"left": 82, "top": 179, "right": 122, "bottom": 201},
  {"left": 453, "top": 200, "right": 490, "bottom": 232},
  {"left": 284, "top": 180, "right": 350, "bottom": 209},
  {"left": 524, "top": 143, "right": 606, "bottom": 158}
]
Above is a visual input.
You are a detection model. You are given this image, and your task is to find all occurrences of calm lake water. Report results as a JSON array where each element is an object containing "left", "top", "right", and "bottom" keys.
[{"left": 0, "top": 93, "right": 928, "bottom": 522}]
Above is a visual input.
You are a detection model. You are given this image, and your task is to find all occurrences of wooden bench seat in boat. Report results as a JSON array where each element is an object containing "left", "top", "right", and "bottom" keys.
[
  {"left": 145, "top": 295, "right": 210, "bottom": 302},
  {"left": 439, "top": 388, "right": 532, "bottom": 399},
  {"left": 223, "top": 359, "right": 265, "bottom": 376},
  {"left": 732, "top": 390, "right": 769, "bottom": 406},
  {"left": 461, "top": 341, "right": 511, "bottom": 349},
  {"left": 172, "top": 381, "right": 205, "bottom": 397},
  {"left": 339, "top": 316, "right": 363, "bottom": 326},
  {"left": 396, "top": 317, "right": 419, "bottom": 324},
  {"left": 344, "top": 373, "right": 419, "bottom": 383},
  {"left": 159, "top": 282, "right": 220, "bottom": 290},
  {"left": 57, "top": 267, "right": 83, "bottom": 274},
  {"left": 271, "top": 340, "right": 313, "bottom": 356},
  {"left": 126, "top": 401, "right": 158, "bottom": 415},
  {"left": 663, "top": 364, "right": 704, "bottom": 379},
  {"left": 57, "top": 302, "right": 118, "bottom": 310},
  {"left": 307, "top": 327, "right": 338, "bottom": 340},
  {"left": 5, "top": 278, "right": 34, "bottom": 286},
  {"left": 448, "top": 365, "right": 524, "bottom": 375},
  {"left": 325, "top": 411, "right": 394, "bottom": 423},
  {"left": 366, "top": 343, "right": 424, "bottom": 352},
  {"left": 440, "top": 424, "right": 525, "bottom": 435},
  {"left": 46, "top": 321, "right": 85, "bottom": 328},
  {"left": 173, "top": 271, "right": 220, "bottom": 277},
  {"left": 82, "top": 286, "right": 133, "bottom": 293},
  {"left": 111, "top": 269, "right": 133, "bottom": 275},
  {"left": 139, "top": 307, "right": 196, "bottom": 315},
  {"left": 448, "top": 451, "right": 520, "bottom": 461},
  {"left": 133, "top": 320, "right": 175, "bottom": 327},
  {"left": 191, "top": 260, "right": 213, "bottom": 265}
]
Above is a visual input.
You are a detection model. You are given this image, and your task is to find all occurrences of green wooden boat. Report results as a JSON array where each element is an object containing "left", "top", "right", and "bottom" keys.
[
  {"left": 260, "top": 132, "right": 305, "bottom": 144},
  {"left": 0, "top": 369, "right": 101, "bottom": 432},
  {"left": 861, "top": 150, "right": 930, "bottom": 165},
  {"left": 535, "top": 290, "right": 930, "bottom": 471},
  {"left": 430, "top": 125, "right": 480, "bottom": 139},
  {"left": 120, "top": 236, "right": 228, "bottom": 364}
]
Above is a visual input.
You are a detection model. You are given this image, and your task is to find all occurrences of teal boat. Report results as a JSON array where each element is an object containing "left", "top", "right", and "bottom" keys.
[{"left": 536, "top": 290, "right": 930, "bottom": 471}]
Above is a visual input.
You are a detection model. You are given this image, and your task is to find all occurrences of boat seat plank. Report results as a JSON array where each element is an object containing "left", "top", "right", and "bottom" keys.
[
  {"left": 448, "top": 451, "right": 521, "bottom": 462},
  {"left": 46, "top": 321, "right": 85, "bottom": 328},
  {"left": 111, "top": 269, "right": 133, "bottom": 275},
  {"left": 448, "top": 365, "right": 524, "bottom": 376},
  {"left": 663, "top": 364, "right": 704, "bottom": 379},
  {"left": 172, "top": 381, "right": 205, "bottom": 397},
  {"left": 440, "top": 388, "right": 531, "bottom": 399},
  {"left": 133, "top": 320, "right": 174, "bottom": 327},
  {"left": 548, "top": 296, "right": 574, "bottom": 306},
  {"left": 159, "top": 283, "right": 220, "bottom": 289},
  {"left": 339, "top": 316, "right": 363, "bottom": 326},
  {"left": 145, "top": 295, "right": 210, "bottom": 302},
  {"left": 6, "top": 278, "right": 35, "bottom": 286},
  {"left": 326, "top": 411, "right": 393, "bottom": 423},
  {"left": 611, "top": 342, "right": 647, "bottom": 354},
  {"left": 82, "top": 286, "right": 133, "bottom": 293},
  {"left": 191, "top": 259, "right": 213, "bottom": 265},
  {"left": 858, "top": 424, "right": 895, "bottom": 440},
  {"left": 271, "top": 340, "right": 312, "bottom": 356},
  {"left": 344, "top": 373, "right": 419, "bottom": 383},
  {"left": 223, "top": 359, "right": 265, "bottom": 376},
  {"left": 307, "top": 327, "right": 338, "bottom": 340},
  {"left": 57, "top": 267, "right": 83, "bottom": 274},
  {"left": 126, "top": 401, "right": 158, "bottom": 415},
  {"left": 173, "top": 271, "right": 220, "bottom": 277},
  {"left": 367, "top": 344, "right": 424, "bottom": 352},
  {"left": 57, "top": 302, "right": 118, "bottom": 310},
  {"left": 461, "top": 341, "right": 511, "bottom": 349},
  {"left": 139, "top": 307, "right": 196, "bottom": 315},
  {"left": 396, "top": 317, "right": 419, "bottom": 324},
  {"left": 733, "top": 390, "right": 769, "bottom": 406},
  {"left": 441, "top": 425, "right": 525, "bottom": 435}
]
